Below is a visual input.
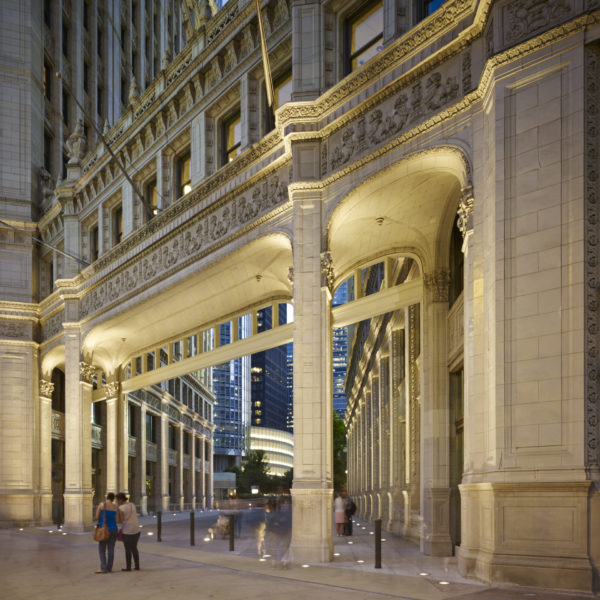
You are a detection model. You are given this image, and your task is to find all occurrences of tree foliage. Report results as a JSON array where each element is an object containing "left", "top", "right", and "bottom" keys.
[{"left": 333, "top": 411, "right": 347, "bottom": 491}]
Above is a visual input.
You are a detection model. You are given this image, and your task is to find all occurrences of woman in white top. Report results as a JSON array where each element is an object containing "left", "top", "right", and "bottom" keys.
[
  {"left": 116, "top": 492, "right": 140, "bottom": 571},
  {"left": 334, "top": 492, "right": 346, "bottom": 536}
]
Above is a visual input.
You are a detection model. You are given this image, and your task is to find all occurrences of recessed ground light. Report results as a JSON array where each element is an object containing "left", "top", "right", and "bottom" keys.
[
  {"left": 263, "top": 554, "right": 271, "bottom": 558},
  {"left": 347, "top": 541, "right": 353, "bottom": 544},
  {"left": 203, "top": 537, "right": 211, "bottom": 542},
  {"left": 147, "top": 532, "right": 154, "bottom": 536},
  {"left": 361, "top": 526, "right": 366, "bottom": 530},
  {"left": 419, "top": 572, "right": 429, "bottom": 576},
  {"left": 333, "top": 552, "right": 340, "bottom": 556},
  {"left": 18, "top": 528, "right": 23, "bottom": 531},
  {"left": 356, "top": 560, "right": 365, "bottom": 563},
  {"left": 381, "top": 538, "right": 387, "bottom": 542},
  {"left": 369, "top": 532, "right": 374, "bottom": 535},
  {"left": 259, "top": 558, "right": 267, "bottom": 562},
  {"left": 439, "top": 581, "right": 450, "bottom": 585},
  {"left": 62, "top": 532, "right": 67, "bottom": 536},
  {"left": 301, "top": 564, "right": 310, "bottom": 568}
]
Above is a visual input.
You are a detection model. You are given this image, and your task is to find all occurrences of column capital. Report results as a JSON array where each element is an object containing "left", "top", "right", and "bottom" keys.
[
  {"left": 320, "top": 251, "right": 335, "bottom": 292},
  {"left": 79, "top": 361, "right": 95, "bottom": 384},
  {"left": 457, "top": 186, "right": 474, "bottom": 239},
  {"left": 423, "top": 269, "right": 450, "bottom": 303},
  {"left": 104, "top": 381, "right": 120, "bottom": 400},
  {"left": 39, "top": 379, "right": 54, "bottom": 399}
]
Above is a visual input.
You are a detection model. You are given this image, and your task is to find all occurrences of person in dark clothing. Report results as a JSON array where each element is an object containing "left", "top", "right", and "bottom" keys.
[
  {"left": 343, "top": 492, "right": 356, "bottom": 536},
  {"left": 116, "top": 492, "right": 140, "bottom": 571}
]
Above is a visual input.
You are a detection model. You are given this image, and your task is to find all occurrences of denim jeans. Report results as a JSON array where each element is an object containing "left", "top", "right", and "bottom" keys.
[
  {"left": 98, "top": 529, "right": 119, "bottom": 572},
  {"left": 122, "top": 532, "right": 140, "bottom": 570}
]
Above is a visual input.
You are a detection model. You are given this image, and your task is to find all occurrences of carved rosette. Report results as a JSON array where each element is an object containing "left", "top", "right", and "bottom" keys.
[
  {"left": 457, "top": 186, "right": 474, "bottom": 238},
  {"left": 104, "top": 382, "right": 120, "bottom": 400},
  {"left": 424, "top": 269, "right": 451, "bottom": 303},
  {"left": 585, "top": 44, "right": 600, "bottom": 468},
  {"left": 79, "top": 362, "right": 96, "bottom": 384},
  {"left": 320, "top": 251, "right": 335, "bottom": 292},
  {"left": 39, "top": 379, "right": 54, "bottom": 399}
]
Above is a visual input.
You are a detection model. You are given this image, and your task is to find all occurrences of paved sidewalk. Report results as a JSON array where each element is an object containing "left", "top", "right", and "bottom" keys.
[{"left": 0, "top": 510, "right": 594, "bottom": 600}]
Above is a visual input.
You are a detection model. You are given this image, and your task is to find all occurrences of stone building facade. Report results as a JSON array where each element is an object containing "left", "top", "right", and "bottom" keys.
[{"left": 1, "top": 0, "right": 599, "bottom": 593}]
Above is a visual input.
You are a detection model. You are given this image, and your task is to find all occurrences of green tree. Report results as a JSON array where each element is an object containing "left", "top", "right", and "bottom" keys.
[
  {"left": 238, "top": 450, "right": 270, "bottom": 495},
  {"left": 333, "top": 411, "right": 347, "bottom": 491}
]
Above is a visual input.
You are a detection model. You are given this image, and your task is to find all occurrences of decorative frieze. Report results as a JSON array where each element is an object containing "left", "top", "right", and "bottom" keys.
[
  {"left": 0, "top": 320, "right": 28, "bottom": 339},
  {"left": 502, "top": 0, "right": 572, "bottom": 48},
  {"left": 43, "top": 311, "right": 64, "bottom": 341},
  {"left": 329, "top": 70, "right": 459, "bottom": 173},
  {"left": 81, "top": 172, "right": 289, "bottom": 319},
  {"left": 585, "top": 43, "right": 600, "bottom": 469}
]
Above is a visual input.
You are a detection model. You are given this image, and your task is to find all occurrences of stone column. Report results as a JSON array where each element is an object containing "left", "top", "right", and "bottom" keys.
[
  {"left": 388, "top": 327, "right": 405, "bottom": 533},
  {"left": 178, "top": 425, "right": 184, "bottom": 510},
  {"left": 420, "top": 269, "right": 452, "bottom": 556},
  {"left": 159, "top": 413, "right": 169, "bottom": 510},
  {"left": 190, "top": 431, "right": 196, "bottom": 508},
  {"left": 240, "top": 72, "right": 258, "bottom": 150},
  {"left": 380, "top": 355, "right": 390, "bottom": 523},
  {"left": 199, "top": 435, "right": 206, "bottom": 509},
  {"left": 207, "top": 438, "right": 214, "bottom": 510},
  {"left": 406, "top": 305, "right": 420, "bottom": 542},
  {"left": 289, "top": 176, "right": 333, "bottom": 563},
  {"left": 139, "top": 403, "right": 148, "bottom": 515},
  {"left": 63, "top": 323, "right": 93, "bottom": 531},
  {"left": 39, "top": 379, "right": 54, "bottom": 524},
  {"left": 104, "top": 383, "right": 119, "bottom": 495},
  {"left": 118, "top": 390, "right": 129, "bottom": 494}
]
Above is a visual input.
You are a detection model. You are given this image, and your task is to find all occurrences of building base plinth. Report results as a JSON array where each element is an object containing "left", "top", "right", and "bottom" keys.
[
  {"left": 289, "top": 486, "right": 333, "bottom": 564},
  {"left": 458, "top": 481, "right": 593, "bottom": 593}
]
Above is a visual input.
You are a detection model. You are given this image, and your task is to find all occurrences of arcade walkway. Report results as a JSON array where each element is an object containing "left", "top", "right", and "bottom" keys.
[{"left": 1, "top": 508, "right": 591, "bottom": 600}]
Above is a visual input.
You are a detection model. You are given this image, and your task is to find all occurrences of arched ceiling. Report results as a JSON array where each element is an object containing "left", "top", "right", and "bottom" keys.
[
  {"left": 80, "top": 233, "right": 293, "bottom": 375},
  {"left": 328, "top": 151, "right": 464, "bottom": 281}
]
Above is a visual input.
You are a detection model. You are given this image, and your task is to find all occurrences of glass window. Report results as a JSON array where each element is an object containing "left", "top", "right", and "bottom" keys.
[
  {"left": 265, "top": 70, "right": 292, "bottom": 133},
  {"left": 146, "top": 414, "right": 156, "bottom": 443},
  {"left": 177, "top": 153, "right": 191, "bottom": 197},
  {"left": 113, "top": 205, "right": 123, "bottom": 245},
  {"left": 43, "top": 60, "right": 52, "bottom": 99},
  {"left": 62, "top": 20, "right": 69, "bottom": 57},
  {"left": 146, "top": 178, "right": 158, "bottom": 216},
  {"left": 129, "top": 404, "right": 136, "bottom": 437},
  {"left": 90, "top": 224, "right": 99, "bottom": 262},
  {"left": 222, "top": 113, "right": 241, "bottom": 165},
  {"left": 345, "top": 1, "right": 383, "bottom": 74},
  {"left": 62, "top": 90, "right": 69, "bottom": 126},
  {"left": 44, "top": 131, "right": 52, "bottom": 173},
  {"left": 422, "top": 0, "right": 445, "bottom": 19}
]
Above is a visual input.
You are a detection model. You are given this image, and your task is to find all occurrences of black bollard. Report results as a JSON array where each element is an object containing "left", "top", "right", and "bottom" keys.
[
  {"left": 157, "top": 510, "right": 162, "bottom": 542},
  {"left": 190, "top": 510, "right": 195, "bottom": 546},
  {"left": 374, "top": 518, "right": 382, "bottom": 568},
  {"left": 228, "top": 514, "right": 235, "bottom": 551}
]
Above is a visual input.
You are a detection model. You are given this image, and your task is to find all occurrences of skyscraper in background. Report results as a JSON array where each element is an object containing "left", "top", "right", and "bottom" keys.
[
  {"left": 286, "top": 342, "right": 294, "bottom": 432},
  {"left": 211, "top": 319, "right": 251, "bottom": 472},
  {"left": 251, "top": 305, "right": 288, "bottom": 431},
  {"left": 332, "top": 281, "right": 349, "bottom": 419}
]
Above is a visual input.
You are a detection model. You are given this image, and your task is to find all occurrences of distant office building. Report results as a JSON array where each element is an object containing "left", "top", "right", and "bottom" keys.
[
  {"left": 251, "top": 306, "right": 288, "bottom": 430},
  {"left": 286, "top": 342, "right": 294, "bottom": 432},
  {"left": 249, "top": 427, "right": 294, "bottom": 477},
  {"left": 332, "top": 281, "right": 349, "bottom": 418},
  {"left": 212, "top": 320, "right": 251, "bottom": 472}
]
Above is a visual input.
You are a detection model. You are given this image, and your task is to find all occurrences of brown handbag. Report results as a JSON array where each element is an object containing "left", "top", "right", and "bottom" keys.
[{"left": 93, "top": 508, "right": 109, "bottom": 541}]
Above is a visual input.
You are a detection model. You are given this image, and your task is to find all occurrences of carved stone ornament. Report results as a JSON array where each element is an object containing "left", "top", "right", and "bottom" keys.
[
  {"left": 81, "top": 171, "right": 289, "bottom": 319},
  {"left": 457, "top": 186, "right": 474, "bottom": 238},
  {"left": 424, "top": 269, "right": 451, "bottom": 303},
  {"left": 329, "top": 70, "right": 458, "bottom": 173},
  {"left": 104, "top": 382, "right": 120, "bottom": 399},
  {"left": 320, "top": 251, "right": 335, "bottom": 292},
  {"left": 65, "top": 118, "right": 87, "bottom": 165},
  {"left": 287, "top": 266, "right": 294, "bottom": 285},
  {"left": 585, "top": 44, "right": 600, "bottom": 468},
  {"left": 39, "top": 379, "right": 55, "bottom": 398},
  {"left": 79, "top": 361, "right": 96, "bottom": 384},
  {"left": 503, "top": 0, "right": 572, "bottom": 47},
  {"left": 0, "top": 321, "right": 26, "bottom": 339}
]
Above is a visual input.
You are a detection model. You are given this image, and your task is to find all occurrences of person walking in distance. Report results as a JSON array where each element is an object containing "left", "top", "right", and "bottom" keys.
[
  {"left": 343, "top": 491, "right": 356, "bottom": 536},
  {"left": 334, "top": 491, "right": 346, "bottom": 536},
  {"left": 116, "top": 492, "right": 140, "bottom": 571},
  {"left": 95, "top": 492, "right": 119, "bottom": 573}
]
